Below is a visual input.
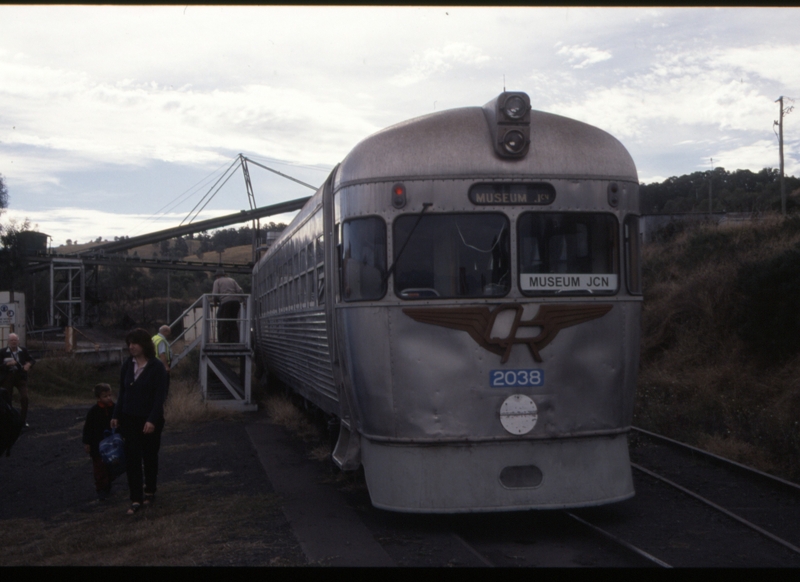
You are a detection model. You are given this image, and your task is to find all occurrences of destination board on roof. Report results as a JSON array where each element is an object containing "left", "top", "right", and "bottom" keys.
[{"left": 469, "top": 183, "right": 556, "bottom": 205}]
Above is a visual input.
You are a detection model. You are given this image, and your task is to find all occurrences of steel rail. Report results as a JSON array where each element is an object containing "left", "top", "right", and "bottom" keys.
[
  {"left": 450, "top": 533, "right": 496, "bottom": 567},
  {"left": 566, "top": 512, "right": 672, "bottom": 568},
  {"left": 630, "top": 426, "right": 800, "bottom": 492},
  {"left": 631, "top": 462, "right": 800, "bottom": 556},
  {"left": 451, "top": 513, "right": 671, "bottom": 568}
]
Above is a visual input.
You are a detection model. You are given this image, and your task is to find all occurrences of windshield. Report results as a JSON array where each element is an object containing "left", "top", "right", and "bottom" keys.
[
  {"left": 393, "top": 213, "right": 510, "bottom": 299},
  {"left": 518, "top": 212, "right": 619, "bottom": 295}
]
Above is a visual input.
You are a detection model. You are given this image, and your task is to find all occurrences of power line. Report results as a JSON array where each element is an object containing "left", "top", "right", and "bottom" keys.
[
  {"left": 242, "top": 157, "right": 318, "bottom": 190},
  {"left": 244, "top": 153, "right": 332, "bottom": 174},
  {"left": 180, "top": 157, "right": 241, "bottom": 226},
  {"left": 124, "top": 157, "right": 239, "bottom": 237},
  {"left": 123, "top": 153, "right": 321, "bottom": 239}
]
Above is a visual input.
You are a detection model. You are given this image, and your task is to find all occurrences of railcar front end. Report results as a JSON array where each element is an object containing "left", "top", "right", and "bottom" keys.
[{"left": 254, "top": 91, "right": 642, "bottom": 512}]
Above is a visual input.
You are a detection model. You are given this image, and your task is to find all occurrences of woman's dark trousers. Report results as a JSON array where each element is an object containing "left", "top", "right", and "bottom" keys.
[{"left": 119, "top": 413, "right": 164, "bottom": 503}]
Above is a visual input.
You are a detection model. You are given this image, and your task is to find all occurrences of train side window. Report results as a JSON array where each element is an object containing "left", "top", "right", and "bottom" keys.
[
  {"left": 307, "top": 266, "right": 316, "bottom": 306},
  {"left": 518, "top": 212, "right": 619, "bottom": 296},
  {"left": 624, "top": 215, "right": 642, "bottom": 295},
  {"left": 305, "top": 242, "right": 315, "bottom": 307},
  {"left": 316, "top": 235, "right": 325, "bottom": 266},
  {"left": 317, "top": 272, "right": 325, "bottom": 305},
  {"left": 341, "top": 217, "right": 387, "bottom": 301}
]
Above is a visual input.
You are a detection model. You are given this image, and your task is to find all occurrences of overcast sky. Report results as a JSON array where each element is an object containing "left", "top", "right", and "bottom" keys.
[{"left": 1, "top": 6, "right": 799, "bottom": 246}]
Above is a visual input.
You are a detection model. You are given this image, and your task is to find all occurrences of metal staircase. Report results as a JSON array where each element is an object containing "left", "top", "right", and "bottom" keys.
[{"left": 170, "top": 293, "right": 256, "bottom": 411}]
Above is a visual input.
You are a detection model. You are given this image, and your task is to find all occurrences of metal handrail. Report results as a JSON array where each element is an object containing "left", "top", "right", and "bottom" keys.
[{"left": 168, "top": 293, "right": 251, "bottom": 368}]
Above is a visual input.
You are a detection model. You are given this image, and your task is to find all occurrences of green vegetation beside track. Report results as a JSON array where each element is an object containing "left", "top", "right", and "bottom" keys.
[{"left": 635, "top": 214, "right": 800, "bottom": 482}]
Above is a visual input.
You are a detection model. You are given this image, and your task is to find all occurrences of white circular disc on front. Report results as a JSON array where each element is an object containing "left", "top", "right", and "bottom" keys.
[{"left": 499, "top": 394, "right": 538, "bottom": 435}]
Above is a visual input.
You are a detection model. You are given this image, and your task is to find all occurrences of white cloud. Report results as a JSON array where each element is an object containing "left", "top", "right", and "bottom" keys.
[
  {"left": 2, "top": 6, "right": 800, "bottom": 237},
  {"left": 546, "top": 46, "right": 780, "bottom": 141},
  {"left": 710, "top": 44, "right": 800, "bottom": 90},
  {"left": 556, "top": 45, "right": 612, "bottom": 69},
  {"left": 390, "top": 43, "right": 492, "bottom": 87},
  {"left": 639, "top": 174, "right": 670, "bottom": 185},
  {"left": 710, "top": 139, "right": 799, "bottom": 176},
  {"left": 0, "top": 63, "right": 379, "bottom": 191}
]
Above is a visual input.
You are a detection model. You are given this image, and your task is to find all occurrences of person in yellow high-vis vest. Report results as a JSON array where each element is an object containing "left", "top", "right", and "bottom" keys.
[{"left": 151, "top": 326, "right": 172, "bottom": 393}]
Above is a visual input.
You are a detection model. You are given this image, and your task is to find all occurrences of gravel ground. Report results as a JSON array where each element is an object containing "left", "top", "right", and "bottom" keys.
[{"left": 0, "top": 405, "right": 306, "bottom": 566}]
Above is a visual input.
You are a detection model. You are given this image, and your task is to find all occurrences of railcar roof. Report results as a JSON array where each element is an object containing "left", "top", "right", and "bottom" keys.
[{"left": 334, "top": 106, "right": 638, "bottom": 190}]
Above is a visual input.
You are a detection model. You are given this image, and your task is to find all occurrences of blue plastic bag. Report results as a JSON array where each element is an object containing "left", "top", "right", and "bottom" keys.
[{"left": 98, "top": 428, "right": 126, "bottom": 479}]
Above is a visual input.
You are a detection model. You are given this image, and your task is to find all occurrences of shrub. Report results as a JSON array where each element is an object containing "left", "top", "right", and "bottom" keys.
[
  {"left": 636, "top": 217, "right": 800, "bottom": 481},
  {"left": 736, "top": 247, "right": 800, "bottom": 363},
  {"left": 679, "top": 228, "right": 734, "bottom": 270},
  {"left": 30, "top": 357, "right": 119, "bottom": 405}
]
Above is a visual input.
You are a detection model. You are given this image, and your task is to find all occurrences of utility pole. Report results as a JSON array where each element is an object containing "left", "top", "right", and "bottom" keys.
[
  {"left": 709, "top": 157, "right": 713, "bottom": 214},
  {"left": 777, "top": 97, "right": 786, "bottom": 216},
  {"left": 775, "top": 96, "right": 794, "bottom": 217}
]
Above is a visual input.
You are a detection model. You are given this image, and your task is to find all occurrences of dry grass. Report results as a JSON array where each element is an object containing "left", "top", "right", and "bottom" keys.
[
  {"left": 20, "top": 356, "right": 233, "bottom": 425},
  {"left": 22, "top": 357, "right": 119, "bottom": 409},
  {"left": 263, "top": 392, "right": 346, "bottom": 483},
  {"left": 164, "top": 379, "right": 236, "bottom": 426},
  {"left": 700, "top": 434, "right": 777, "bottom": 472},
  {"left": 0, "top": 482, "right": 301, "bottom": 566},
  {"left": 264, "top": 394, "right": 323, "bottom": 443},
  {"left": 635, "top": 216, "right": 800, "bottom": 481}
]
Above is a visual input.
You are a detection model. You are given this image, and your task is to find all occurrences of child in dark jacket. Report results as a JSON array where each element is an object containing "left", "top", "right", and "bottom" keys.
[{"left": 82, "top": 383, "right": 116, "bottom": 500}]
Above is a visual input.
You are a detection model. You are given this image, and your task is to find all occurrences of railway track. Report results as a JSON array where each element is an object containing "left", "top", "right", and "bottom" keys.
[
  {"left": 450, "top": 511, "right": 669, "bottom": 567},
  {"left": 277, "top": 399, "right": 800, "bottom": 566},
  {"left": 356, "top": 426, "right": 800, "bottom": 567},
  {"left": 568, "top": 427, "right": 800, "bottom": 567},
  {"left": 628, "top": 426, "right": 800, "bottom": 556}
]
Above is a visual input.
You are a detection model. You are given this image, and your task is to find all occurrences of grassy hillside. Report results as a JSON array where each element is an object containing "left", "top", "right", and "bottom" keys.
[{"left": 635, "top": 214, "right": 800, "bottom": 481}]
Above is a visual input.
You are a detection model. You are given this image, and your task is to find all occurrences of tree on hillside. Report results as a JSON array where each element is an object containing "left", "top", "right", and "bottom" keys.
[
  {"left": 173, "top": 236, "right": 189, "bottom": 258},
  {"left": 0, "top": 218, "right": 32, "bottom": 293},
  {"left": 0, "top": 173, "right": 7, "bottom": 213},
  {"left": 0, "top": 173, "right": 8, "bottom": 242},
  {"left": 0, "top": 176, "right": 32, "bottom": 293},
  {"left": 640, "top": 167, "right": 800, "bottom": 214}
]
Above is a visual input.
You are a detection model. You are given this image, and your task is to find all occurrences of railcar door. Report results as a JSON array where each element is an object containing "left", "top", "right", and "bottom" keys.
[{"left": 323, "top": 166, "right": 363, "bottom": 470}]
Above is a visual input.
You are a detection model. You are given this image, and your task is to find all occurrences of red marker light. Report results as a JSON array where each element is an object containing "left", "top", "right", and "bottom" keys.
[{"left": 392, "top": 183, "right": 407, "bottom": 208}]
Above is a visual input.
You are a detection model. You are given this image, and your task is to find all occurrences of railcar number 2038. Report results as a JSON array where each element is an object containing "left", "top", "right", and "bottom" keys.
[{"left": 490, "top": 369, "right": 545, "bottom": 388}]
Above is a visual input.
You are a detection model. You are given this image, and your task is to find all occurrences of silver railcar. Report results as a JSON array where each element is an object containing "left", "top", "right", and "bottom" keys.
[{"left": 252, "top": 91, "right": 642, "bottom": 512}]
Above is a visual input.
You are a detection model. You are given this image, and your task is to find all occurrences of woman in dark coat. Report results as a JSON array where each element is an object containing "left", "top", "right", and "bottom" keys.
[{"left": 111, "top": 328, "right": 168, "bottom": 515}]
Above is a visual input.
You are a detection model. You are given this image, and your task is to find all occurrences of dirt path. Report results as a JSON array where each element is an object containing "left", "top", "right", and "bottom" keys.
[{"left": 0, "top": 406, "right": 306, "bottom": 566}]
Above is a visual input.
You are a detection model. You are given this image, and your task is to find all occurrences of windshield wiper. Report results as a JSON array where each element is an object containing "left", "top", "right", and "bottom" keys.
[{"left": 382, "top": 203, "right": 432, "bottom": 287}]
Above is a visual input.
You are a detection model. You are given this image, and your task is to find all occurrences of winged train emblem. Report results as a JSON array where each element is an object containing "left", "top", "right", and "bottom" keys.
[{"left": 403, "top": 303, "right": 613, "bottom": 363}]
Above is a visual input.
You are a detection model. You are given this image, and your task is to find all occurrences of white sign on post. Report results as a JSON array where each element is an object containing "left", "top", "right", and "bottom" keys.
[{"left": 0, "top": 304, "right": 16, "bottom": 326}]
